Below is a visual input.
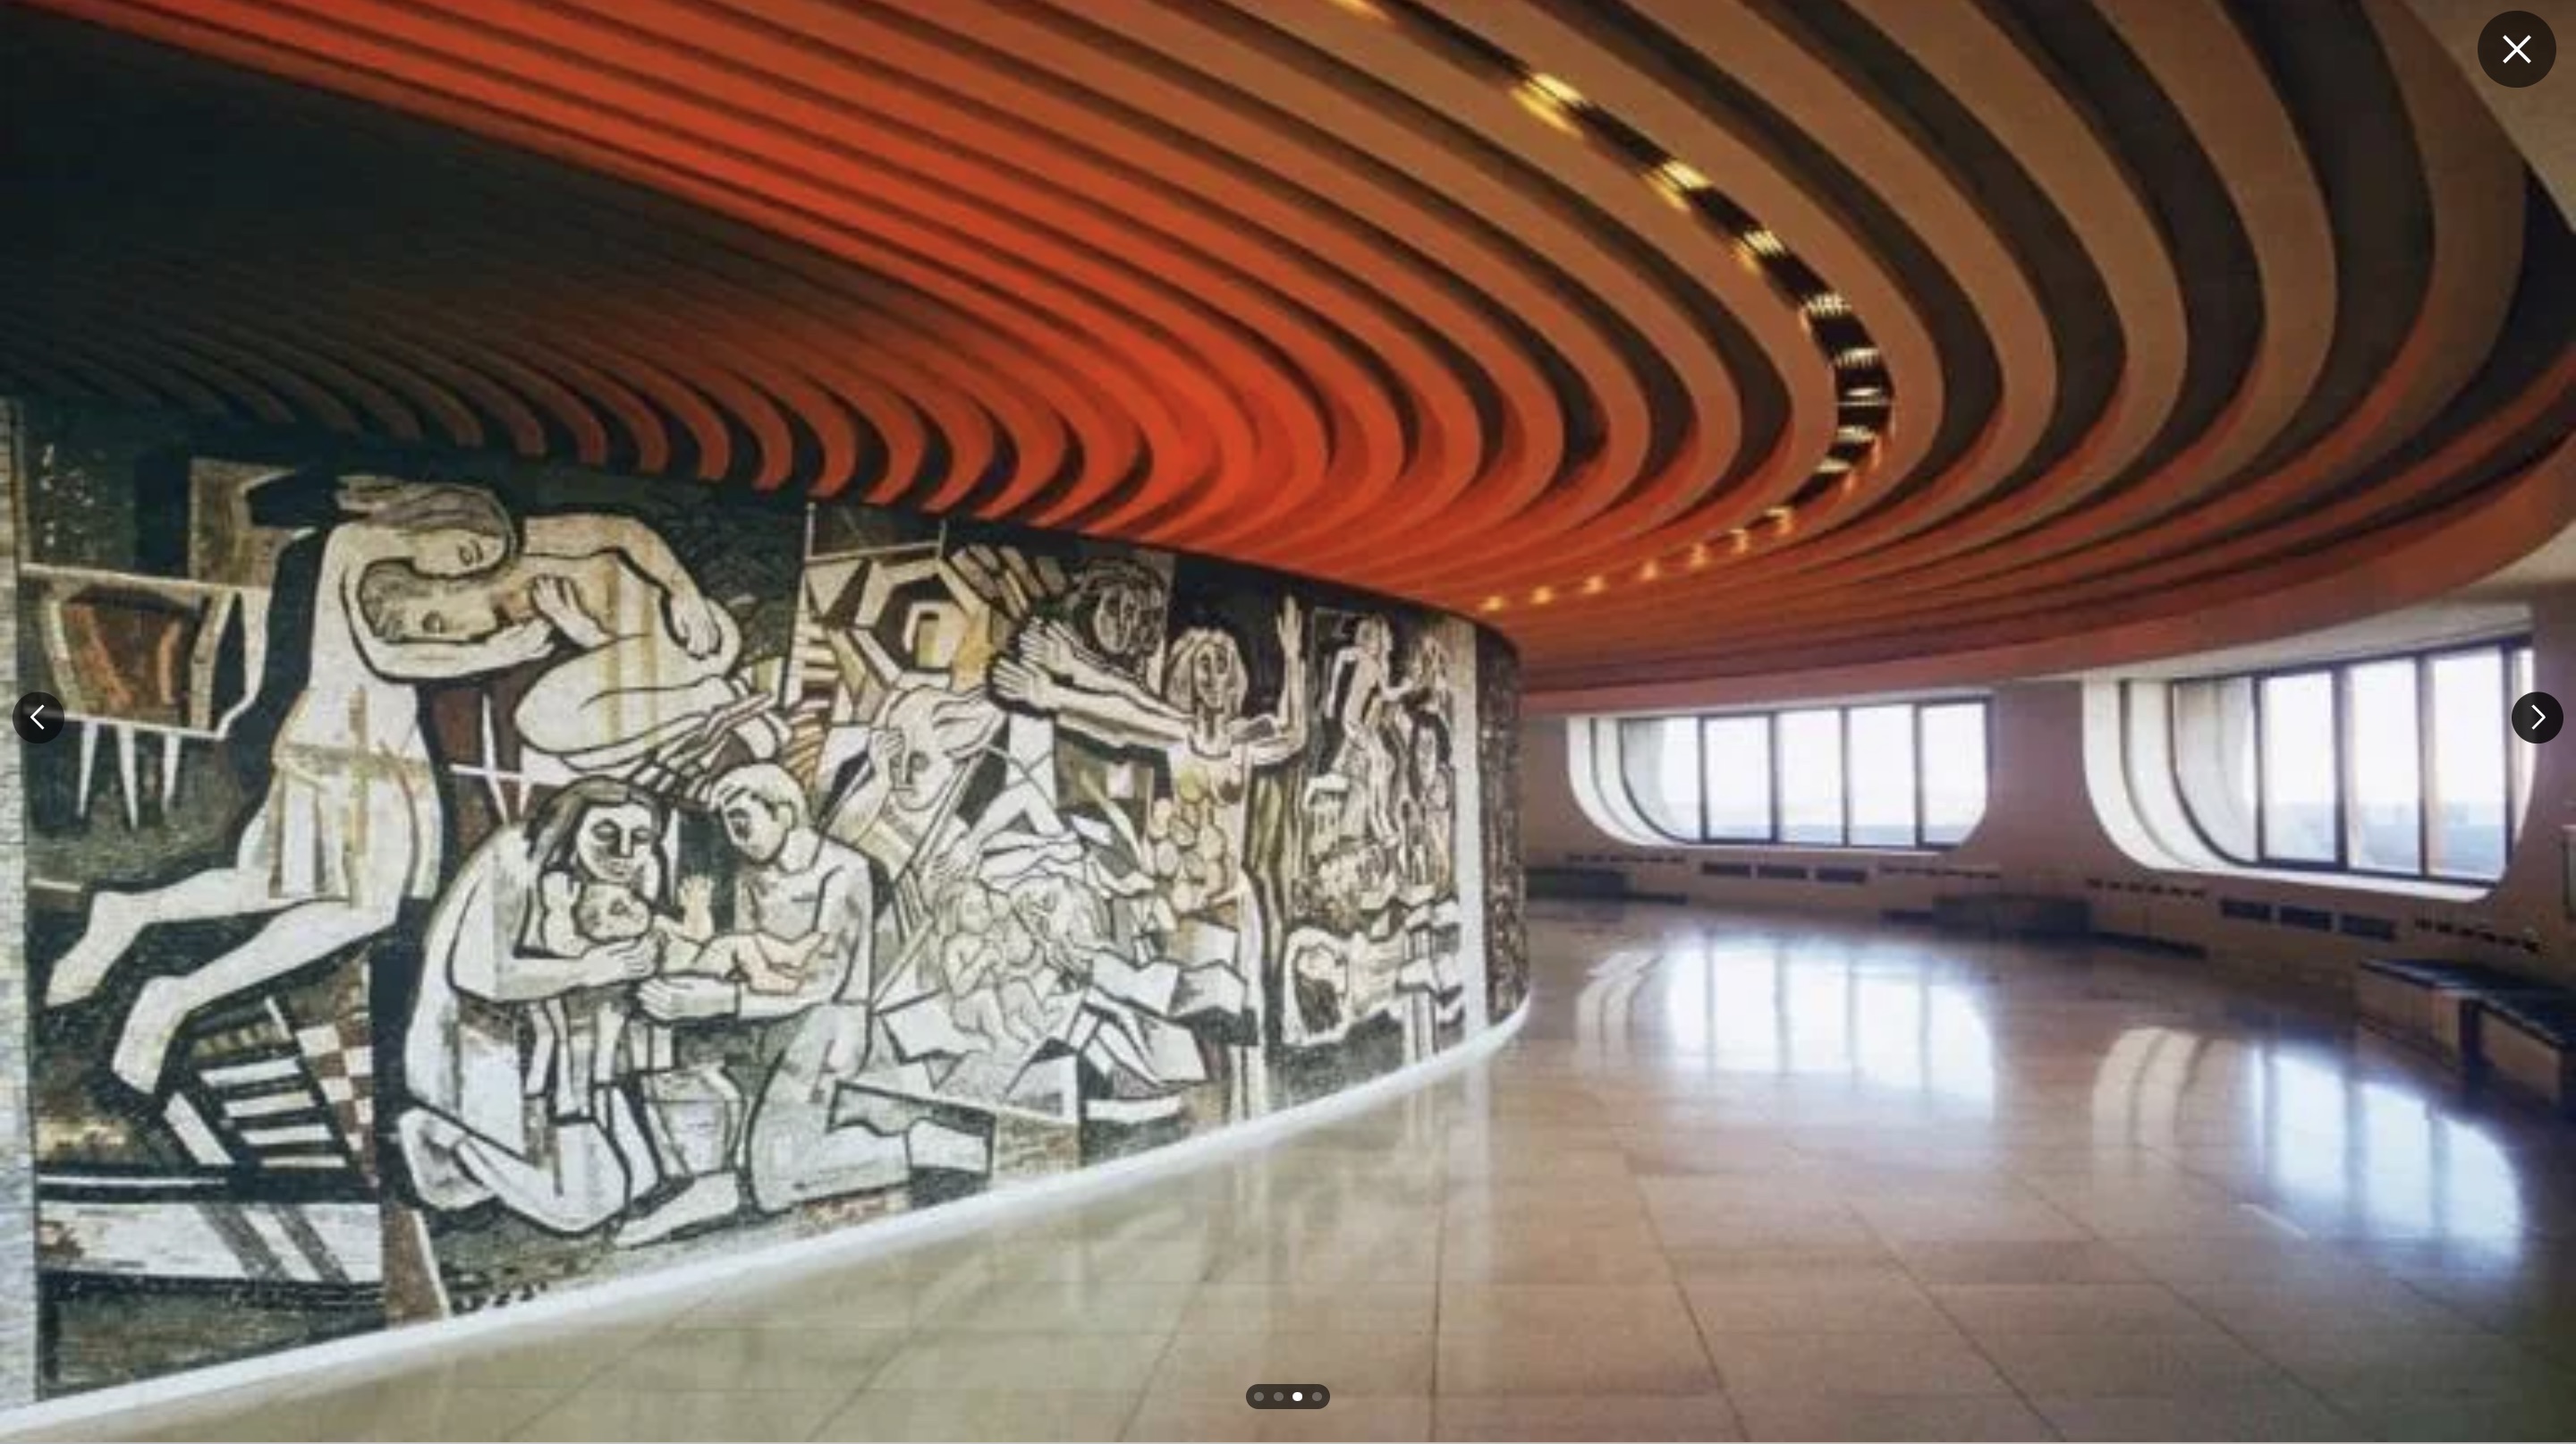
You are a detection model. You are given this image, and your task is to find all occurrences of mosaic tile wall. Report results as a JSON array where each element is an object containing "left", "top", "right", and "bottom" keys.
[
  {"left": 1, "top": 399, "right": 36, "bottom": 1411},
  {"left": 0, "top": 398, "right": 1525, "bottom": 1399}
]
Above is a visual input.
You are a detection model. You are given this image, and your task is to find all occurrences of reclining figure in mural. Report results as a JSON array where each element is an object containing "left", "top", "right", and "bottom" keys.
[
  {"left": 352, "top": 506, "right": 771, "bottom": 776},
  {"left": 42, "top": 480, "right": 758, "bottom": 1095}
]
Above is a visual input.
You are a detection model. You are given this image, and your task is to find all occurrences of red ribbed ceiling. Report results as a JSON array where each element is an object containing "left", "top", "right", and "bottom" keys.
[{"left": 5, "top": 0, "right": 2574, "bottom": 710}]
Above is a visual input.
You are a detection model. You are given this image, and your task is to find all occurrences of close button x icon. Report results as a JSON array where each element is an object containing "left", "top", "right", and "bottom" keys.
[{"left": 2479, "top": 11, "right": 2555, "bottom": 86}]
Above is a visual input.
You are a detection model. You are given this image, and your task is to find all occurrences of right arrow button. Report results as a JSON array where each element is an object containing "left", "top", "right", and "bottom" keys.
[{"left": 2513, "top": 690, "right": 2563, "bottom": 745}]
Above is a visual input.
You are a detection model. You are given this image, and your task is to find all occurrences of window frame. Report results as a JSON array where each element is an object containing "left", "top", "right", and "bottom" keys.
[
  {"left": 2149, "top": 637, "right": 2533, "bottom": 886},
  {"left": 1600, "top": 698, "right": 1991, "bottom": 851}
]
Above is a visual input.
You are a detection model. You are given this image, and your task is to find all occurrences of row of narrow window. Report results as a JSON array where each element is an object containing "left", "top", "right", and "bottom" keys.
[
  {"left": 1589, "top": 636, "right": 2535, "bottom": 883},
  {"left": 1603, "top": 701, "right": 1988, "bottom": 850}
]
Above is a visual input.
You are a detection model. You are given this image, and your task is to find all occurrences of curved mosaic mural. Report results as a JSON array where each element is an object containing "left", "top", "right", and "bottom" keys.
[{"left": 0, "top": 399, "right": 1523, "bottom": 1399}]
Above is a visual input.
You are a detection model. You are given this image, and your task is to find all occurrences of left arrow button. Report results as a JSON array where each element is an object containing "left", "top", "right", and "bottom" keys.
[{"left": 14, "top": 692, "right": 64, "bottom": 745}]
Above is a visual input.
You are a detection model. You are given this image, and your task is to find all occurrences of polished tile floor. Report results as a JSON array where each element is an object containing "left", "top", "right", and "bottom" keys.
[{"left": 21, "top": 901, "right": 2576, "bottom": 1441}]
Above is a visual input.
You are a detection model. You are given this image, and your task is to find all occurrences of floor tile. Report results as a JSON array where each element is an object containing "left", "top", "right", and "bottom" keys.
[
  {"left": 680, "top": 1270, "right": 972, "bottom": 1330},
  {"left": 1685, "top": 1277, "right": 1958, "bottom": 1333},
  {"left": 1662, "top": 1241, "right": 1911, "bottom": 1284},
  {"left": 1148, "top": 1330, "right": 1433, "bottom": 1399},
  {"left": 1431, "top": 1392, "right": 1742, "bottom": 1441},
  {"left": 1180, "top": 1283, "right": 1436, "bottom": 1336},
  {"left": 1436, "top": 1321, "right": 1720, "bottom": 1396},
  {"left": 128, "top": 1381, "right": 569, "bottom": 1443},
  {"left": 813, "top": 1389, "right": 1140, "bottom": 1442},
  {"left": 589, "top": 1325, "right": 907, "bottom": 1393},
  {"left": 870, "top": 1331, "right": 1177, "bottom": 1395},
  {"left": 1853, "top": 1196, "right": 2093, "bottom": 1244},
  {"left": 2166, "top": 1276, "right": 2478, "bottom": 1334},
  {"left": 1701, "top": 1331, "right": 2011, "bottom": 1397},
  {"left": 920, "top": 1280, "right": 1198, "bottom": 1334},
  {"left": 2234, "top": 1327, "right": 2576, "bottom": 1401},
  {"left": 1437, "top": 1229, "right": 1675, "bottom": 1285},
  {"left": 1973, "top": 1329, "right": 2292, "bottom": 1396},
  {"left": 1123, "top": 1393, "right": 1428, "bottom": 1441},
  {"left": 1928, "top": 1283, "right": 2209, "bottom": 1337},
  {"left": 1436, "top": 1283, "right": 1695, "bottom": 1334},
  {"left": 1892, "top": 1241, "right": 2147, "bottom": 1286},
  {"left": 508, "top": 1388, "right": 850, "bottom": 1441},
  {"left": 1645, "top": 1201, "right": 1880, "bottom": 1251},
  {"left": 2329, "top": 1390, "right": 2576, "bottom": 1440},
  {"left": 1727, "top": 1391, "right": 2054, "bottom": 1441},
  {"left": 2029, "top": 1389, "right": 2354, "bottom": 1441}
]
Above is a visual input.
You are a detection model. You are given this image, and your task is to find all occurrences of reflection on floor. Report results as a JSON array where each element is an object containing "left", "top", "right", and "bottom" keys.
[{"left": 17, "top": 901, "right": 2576, "bottom": 1441}]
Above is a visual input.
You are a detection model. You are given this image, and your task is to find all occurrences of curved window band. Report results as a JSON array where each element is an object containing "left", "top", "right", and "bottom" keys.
[
  {"left": 1576, "top": 701, "right": 1989, "bottom": 851},
  {"left": 2150, "top": 638, "right": 2533, "bottom": 885}
]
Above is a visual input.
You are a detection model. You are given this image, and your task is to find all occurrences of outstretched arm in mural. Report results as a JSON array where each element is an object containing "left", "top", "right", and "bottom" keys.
[
  {"left": 1242, "top": 599, "right": 1309, "bottom": 767},
  {"left": 522, "top": 513, "right": 725, "bottom": 660},
  {"left": 1017, "top": 617, "right": 1165, "bottom": 716},
  {"left": 990, "top": 653, "right": 1191, "bottom": 755}
]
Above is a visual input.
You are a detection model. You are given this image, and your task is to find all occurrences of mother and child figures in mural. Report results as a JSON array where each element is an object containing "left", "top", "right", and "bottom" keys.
[{"left": 38, "top": 470, "right": 1473, "bottom": 1255}]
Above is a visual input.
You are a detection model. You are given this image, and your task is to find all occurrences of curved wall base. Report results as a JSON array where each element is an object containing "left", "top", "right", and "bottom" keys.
[{"left": 0, "top": 996, "right": 1525, "bottom": 1435}]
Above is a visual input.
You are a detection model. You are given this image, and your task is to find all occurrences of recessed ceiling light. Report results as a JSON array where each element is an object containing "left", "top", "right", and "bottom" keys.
[
  {"left": 1531, "top": 584, "right": 1556, "bottom": 605},
  {"left": 1515, "top": 73, "right": 1587, "bottom": 132},
  {"left": 1648, "top": 159, "right": 1712, "bottom": 209},
  {"left": 1656, "top": 159, "right": 1711, "bottom": 192},
  {"left": 1801, "top": 292, "right": 1850, "bottom": 319},
  {"left": 1527, "top": 72, "right": 1584, "bottom": 106},
  {"left": 1739, "top": 228, "right": 1786, "bottom": 259},
  {"left": 1835, "top": 425, "right": 1875, "bottom": 444},
  {"left": 1833, "top": 346, "right": 1880, "bottom": 370}
]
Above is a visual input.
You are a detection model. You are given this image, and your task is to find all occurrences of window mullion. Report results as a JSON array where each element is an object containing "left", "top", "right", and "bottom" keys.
[
  {"left": 1768, "top": 712, "right": 1784, "bottom": 845},
  {"left": 1839, "top": 707, "right": 1854, "bottom": 847},
  {"left": 2418, "top": 654, "right": 2436, "bottom": 879},
  {"left": 2332, "top": 665, "right": 2349, "bottom": 872},
  {"left": 2499, "top": 642, "right": 2515, "bottom": 871},
  {"left": 1695, "top": 716, "right": 1710, "bottom": 844},
  {"left": 1913, "top": 705, "right": 1928, "bottom": 849},
  {"left": 2252, "top": 678, "right": 2269, "bottom": 863}
]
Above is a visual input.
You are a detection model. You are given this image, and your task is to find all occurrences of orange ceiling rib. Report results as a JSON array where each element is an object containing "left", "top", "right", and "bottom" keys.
[{"left": 4, "top": 0, "right": 2572, "bottom": 712}]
